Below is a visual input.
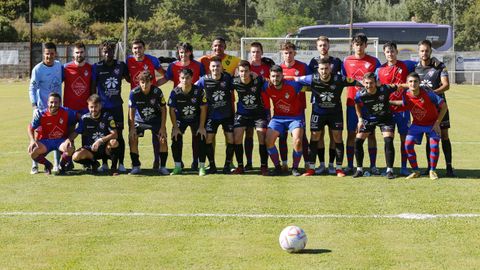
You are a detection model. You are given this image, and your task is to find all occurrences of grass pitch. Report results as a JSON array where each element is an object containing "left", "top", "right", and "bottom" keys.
[{"left": 0, "top": 80, "right": 479, "bottom": 269}]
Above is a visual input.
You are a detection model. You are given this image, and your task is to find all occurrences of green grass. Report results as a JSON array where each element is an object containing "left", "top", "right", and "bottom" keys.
[{"left": 0, "top": 80, "right": 480, "bottom": 269}]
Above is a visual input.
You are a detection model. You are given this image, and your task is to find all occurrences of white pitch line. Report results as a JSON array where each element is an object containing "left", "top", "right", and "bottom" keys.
[{"left": 1, "top": 212, "right": 480, "bottom": 220}]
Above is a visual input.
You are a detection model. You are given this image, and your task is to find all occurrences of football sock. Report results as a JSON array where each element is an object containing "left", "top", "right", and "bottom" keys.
[
  {"left": 259, "top": 144, "right": 268, "bottom": 167},
  {"left": 441, "top": 138, "right": 452, "bottom": 167},
  {"left": 34, "top": 154, "right": 51, "bottom": 167},
  {"left": 234, "top": 144, "right": 244, "bottom": 167},
  {"left": 368, "top": 147, "right": 377, "bottom": 168},
  {"left": 267, "top": 146, "right": 280, "bottom": 167},
  {"left": 329, "top": 147, "right": 336, "bottom": 164},
  {"left": 59, "top": 152, "right": 72, "bottom": 168},
  {"left": 309, "top": 140, "right": 319, "bottom": 168},
  {"left": 192, "top": 133, "right": 199, "bottom": 164},
  {"left": 430, "top": 137, "right": 440, "bottom": 170},
  {"left": 152, "top": 132, "right": 160, "bottom": 165},
  {"left": 198, "top": 136, "right": 207, "bottom": 163},
  {"left": 225, "top": 143, "right": 235, "bottom": 167},
  {"left": 354, "top": 138, "right": 365, "bottom": 168},
  {"left": 335, "top": 142, "right": 344, "bottom": 167},
  {"left": 346, "top": 145, "right": 354, "bottom": 168},
  {"left": 110, "top": 147, "right": 119, "bottom": 170},
  {"left": 130, "top": 152, "right": 141, "bottom": 167},
  {"left": 171, "top": 135, "right": 183, "bottom": 163},
  {"left": 317, "top": 147, "right": 325, "bottom": 164},
  {"left": 292, "top": 150, "right": 302, "bottom": 169},
  {"left": 302, "top": 134, "right": 309, "bottom": 162},
  {"left": 206, "top": 143, "right": 215, "bottom": 166},
  {"left": 425, "top": 138, "right": 431, "bottom": 170},
  {"left": 118, "top": 133, "right": 125, "bottom": 164},
  {"left": 384, "top": 137, "right": 395, "bottom": 169},
  {"left": 244, "top": 136, "right": 253, "bottom": 164},
  {"left": 400, "top": 140, "right": 408, "bottom": 169},
  {"left": 279, "top": 134, "right": 288, "bottom": 162},
  {"left": 405, "top": 136, "right": 418, "bottom": 170},
  {"left": 160, "top": 151, "right": 168, "bottom": 168}
]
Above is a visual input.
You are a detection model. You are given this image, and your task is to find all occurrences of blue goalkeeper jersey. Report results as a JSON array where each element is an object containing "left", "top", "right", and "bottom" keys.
[{"left": 29, "top": 60, "right": 63, "bottom": 110}]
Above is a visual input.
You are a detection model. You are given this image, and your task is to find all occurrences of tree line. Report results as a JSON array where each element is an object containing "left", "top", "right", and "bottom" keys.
[{"left": 1, "top": 0, "right": 478, "bottom": 51}]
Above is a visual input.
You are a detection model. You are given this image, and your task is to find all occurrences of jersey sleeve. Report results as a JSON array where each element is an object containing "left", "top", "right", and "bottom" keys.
[
  {"left": 107, "top": 114, "right": 117, "bottom": 131},
  {"left": 199, "top": 63, "right": 206, "bottom": 77},
  {"left": 199, "top": 89, "right": 207, "bottom": 106},
  {"left": 91, "top": 64, "right": 97, "bottom": 82},
  {"left": 304, "top": 63, "right": 312, "bottom": 76},
  {"left": 158, "top": 90, "right": 166, "bottom": 107},
  {"left": 165, "top": 63, "right": 174, "bottom": 80},
  {"left": 29, "top": 67, "right": 39, "bottom": 105},
  {"left": 427, "top": 90, "right": 445, "bottom": 108},
  {"left": 66, "top": 107, "right": 78, "bottom": 126},
  {"left": 168, "top": 91, "right": 177, "bottom": 108},
  {"left": 75, "top": 117, "right": 84, "bottom": 134},
  {"left": 195, "top": 77, "right": 205, "bottom": 88},
  {"left": 354, "top": 92, "right": 363, "bottom": 105},
  {"left": 308, "top": 58, "right": 317, "bottom": 73},
  {"left": 31, "top": 109, "right": 42, "bottom": 130},
  {"left": 341, "top": 76, "right": 357, "bottom": 87},
  {"left": 128, "top": 91, "right": 136, "bottom": 108}
]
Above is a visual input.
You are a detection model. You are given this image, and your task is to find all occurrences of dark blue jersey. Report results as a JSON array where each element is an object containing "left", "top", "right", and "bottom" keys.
[
  {"left": 195, "top": 72, "right": 234, "bottom": 120},
  {"left": 92, "top": 60, "right": 129, "bottom": 109},
  {"left": 308, "top": 56, "right": 342, "bottom": 75},
  {"left": 128, "top": 86, "right": 166, "bottom": 125},
  {"left": 168, "top": 85, "right": 207, "bottom": 123},
  {"left": 297, "top": 73, "right": 357, "bottom": 115},
  {"left": 415, "top": 57, "right": 448, "bottom": 99},
  {"left": 354, "top": 85, "right": 397, "bottom": 122},
  {"left": 232, "top": 75, "right": 266, "bottom": 116},
  {"left": 75, "top": 111, "right": 116, "bottom": 148}
]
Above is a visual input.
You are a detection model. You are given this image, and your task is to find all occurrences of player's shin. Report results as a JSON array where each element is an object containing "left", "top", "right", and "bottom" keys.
[
  {"left": 405, "top": 137, "right": 418, "bottom": 170},
  {"left": 171, "top": 135, "right": 183, "bottom": 166},
  {"left": 267, "top": 146, "right": 280, "bottom": 168},
  {"left": 430, "top": 138, "right": 440, "bottom": 171},
  {"left": 110, "top": 147, "right": 119, "bottom": 172},
  {"left": 354, "top": 138, "right": 365, "bottom": 170},
  {"left": 309, "top": 140, "right": 319, "bottom": 169},
  {"left": 234, "top": 144, "right": 244, "bottom": 168},
  {"left": 225, "top": 143, "right": 235, "bottom": 168},
  {"left": 279, "top": 135, "right": 288, "bottom": 164},
  {"left": 335, "top": 143, "right": 344, "bottom": 169},
  {"left": 384, "top": 137, "right": 395, "bottom": 171},
  {"left": 244, "top": 136, "right": 253, "bottom": 165},
  {"left": 59, "top": 151, "right": 72, "bottom": 168},
  {"left": 152, "top": 133, "right": 160, "bottom": 166},
  {"left": 441, "top": 138, "right": 452, "bottom": 169},
  {"left": 198, "top": 135, "right": 207, "bottom": 166},
  {"left": 259, "top": 144, "right": 268, "bottom": 167}
]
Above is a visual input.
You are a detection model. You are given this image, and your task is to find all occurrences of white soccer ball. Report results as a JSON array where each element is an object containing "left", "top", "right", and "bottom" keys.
[{"left": 279, "top": 225, "right": 308, "bottom": 253}]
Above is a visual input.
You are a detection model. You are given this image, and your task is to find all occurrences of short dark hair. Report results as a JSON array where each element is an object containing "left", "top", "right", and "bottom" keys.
[
  {"left": 316, "top": 36, "right": 329, "bottom": 43},
  {"left": 48, "top": 92, "right": 61, "bottom": 100},
  {"left": 44, "top": 42, "right": 57, "bottom": 51},
  {"left": 352, "top": 33, "right": 368, "bottom": 45},
  {"left": 176, "top": 42, "right": 194, "bottom": 61},
  {"left": 318, "top": 58, "right": 331, "bottom": 66},
  {"left": 407, "top": 72, "right": 420, "bottom": 81},
  {"left": 383, "top": 41, "right": 397, "bottom": 51},
  {"left": 270, "top": 65, "right": 283, "bottom": 73},
  {"left": 132, "top": 39, "right": 145, "bottom": 48},
  {"left": 87, "top": 94, "right": 101, "bottom": 104},
  {"left": 136, "top": 70, "right": 153, "bottom": 82},
  {"left": 363, "top": 72, "right": 376, "bottom": 81},
  {"left": 250, "top": 42, "right": 263, "bottom": 52},
  {"left": 213, "top": 37, "right": 226, "bottom": 45},
  {"left": 210, "top": 56, "right": 222, "bottom": 64},
  {"left": 73, "top": 41, "right": 85, "bottom": 50},
  {"left": 280, "top": 42, "right": 296, "bottom": 51},
  {"left": 100, "top": 40, "right": 116, "bottom": 51},
  {"left": 418, "top": 39, "right": 432, "bottom": 48},
  {"left": 179, "top": 68, "right": 193, "bottom": 77},
  {"left": 238, "top": 60, "right": 250, "bottom": 70}
]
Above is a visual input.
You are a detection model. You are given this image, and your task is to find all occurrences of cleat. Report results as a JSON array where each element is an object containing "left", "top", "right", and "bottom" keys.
[
  {"left": 198, "top": 166, "right": 206, "bottom": 176},
  {"left": 118, "top": 164, "right": 127, "bottom": 173},
  {"left": 336, "top": 169, "right": 346, "bottom": 177},
  {"left": 158, "top": 167, "right": 170, "bottom": 175},
  {"left": 343, "top": 167, "right": 354, "bottom": 175},
  {"left": 52, "top": 165, "right": 59, "bottom": 173},
  {"left": 292, "top": 168, "right": 302, "bottom": 177},
  {"left": 328, "top": 165, "right": 336, "bottom": 175},
  {"left": 111, "top": 171, "right": 120, "bottom": 176},
  {"left": 222, "top": 165, "right": 232, "bottom": 174},
  {"left": 30, "top": 166, "right": 39, "bottom": 175},
  {"left": 281, "top": 164, "right": 289, "bottom": 173},
  {"left": 129, "top": 166, "right": 141, "bottom": 175},
  {"left": 302, "top": 169, "right": 315, "bottom": 176},
  {"left": 191, "top": 160, "right": 198, "bottom": 171},
  {"left": 65, "top": 162, "right": 74, "bottom": 171},
  {"left": 232, "top": 167, "right": 244, "bottom": 175},
  {"left": 421, "top": 168, "right": 430, "bottom": 176},
  {"left": 269, "top": 166, "right": 282, "bottom": 176},
  {"left": 244, "top": 163, "right": 253, "bottom": 171},
  {"left": 260, "top": 166, "right": 269, "bottom": 176},
  {"left": 152, "top": 161, "right": 159, "bottom": 170},
  {"left": 97, "top": 163, "right": 108, "bottom": 173},
  {"left": 386, "top": 171, "right": 395, "bottom": 180},
  {"left": 446, "top": 168, "right": 456, "bottom": 178},
  {"left": 352, "top": 170, "right": 364, "bottom": 178},
  {"left": 429, "top": 170, "right": 439, "bottom": 180},
  {"left": 315, "top": 165, "right": 327, "bottom": 175},
  {"left": 56, "top": 165, "right": 67, "bottom": 175},
  {"left": 170, "top": 167, "right": 182, "bottom": 175},
  {"left": 369, "top": 167, "right": 381, "bottom": 176},
  {"left": 91, "top": 161, "right": 100, "bottom": 173},
  {"left": 406, "top": 171, "right": 421, "bottom": 179},
  {"left": 399, "top": 168, "right": 410, "bottom": 176},
  {"left": 207, "top": 165, "right": 217, "bottom": 174},
  {"left": 181, "top": 161, "right": 185, "bottom": 169}
]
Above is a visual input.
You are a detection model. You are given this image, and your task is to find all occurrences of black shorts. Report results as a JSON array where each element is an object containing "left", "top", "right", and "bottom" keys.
[
  {"left": 177, "top": 120, "right": 200, "bottom": 134},
  {"left": 206, "top": 117, "right": 234, "bottom": 134},
  {"left": 440, "top": 109, "right": 450, "bottom": 129},
  {"left": 359, "top": 118, "right": 395, "bottom": 134},
  {"left": 103, "top": 106, "right": 124, "bottom": 130},
  {"left": 310, "top": 111, "right": 343, "bottom": 131},
  {"left": 135, "top": 122, "right": 160, "bottom": 137},
  {"left": 82, "top": 144, "right": 109, "bottom": 160},
  {"left": 233, "top": 114, "right": 268, "bottom": 129}
]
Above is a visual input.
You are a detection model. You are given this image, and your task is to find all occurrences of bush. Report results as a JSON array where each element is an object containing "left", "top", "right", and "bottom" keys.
[
  {"left": 35, "top": 17, "right": 77, "bottom": 43},
  {"left": 0, "top": 15, "right": 18, "bottom": 41}
]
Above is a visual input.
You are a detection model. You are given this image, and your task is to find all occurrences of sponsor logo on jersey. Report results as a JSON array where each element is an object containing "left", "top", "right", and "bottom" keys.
[
  {"left": 114, "top": 68, "right": 120, "bottom": 75},
  {"left": 150, "top": 99, "right": 156, "bottom": 105},
  {"left": 212, "top": 90, "right": 225, "bottom": 101},
  {"left": 183, "top": 106, "right": 195, "bottom": 115},
  {"left": 99, "top": 122, "right": 105, "bottom": 129},
  {"left": 84, "top": 70, "right": 89, "bottom": 77}
]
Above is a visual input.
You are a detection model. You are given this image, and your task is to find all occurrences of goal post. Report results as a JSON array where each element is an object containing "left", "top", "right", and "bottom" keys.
[{"left": 240, "top": 37, "right": 379, "bottom": 64}]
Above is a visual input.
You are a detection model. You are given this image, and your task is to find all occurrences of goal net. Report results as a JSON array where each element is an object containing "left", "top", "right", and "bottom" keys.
[{"left": 240, "top": 37, "right": 379, "bottom": 64}]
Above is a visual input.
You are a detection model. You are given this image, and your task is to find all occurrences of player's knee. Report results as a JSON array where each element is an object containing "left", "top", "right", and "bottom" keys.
[
  {"left": 310, "top": 131, "right": 321, "bottom": 141},
  {"left": 109, "top": 139, "right": 119, "bottom": 148}
]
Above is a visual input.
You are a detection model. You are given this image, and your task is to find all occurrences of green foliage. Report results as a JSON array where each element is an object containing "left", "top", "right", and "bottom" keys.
[
  {"left": 362, "top": 0, "right": 410, "bottom": 21},
  {"left": 64, "top": 10, "right": 93, "bottom": 30},
  {"left": 455, "top": 0, "right": 480, "bottom": 50},
  {"left": 35, "top": 16, "right": 77, "bottom": 43},
  {"left": 0, "top": 0, "right": 27, "bottom": 20},
  {"left": 33, "top": 4, "right": 65, "bottom": 23},
  {"left": 89, "top": 22, "right": 123, "bottom": 43},
  {"left": 260, "top": 13, "right": 316, "bottom": 37},
  {"left": 0, "top": 15, "right": 18, "bottom": 42}
]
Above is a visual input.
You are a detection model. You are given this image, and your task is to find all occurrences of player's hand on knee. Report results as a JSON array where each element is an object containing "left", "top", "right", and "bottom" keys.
[
  {"left": 28, "top": 140, "right": 38, "bottom": 153},
  {"left": 172, "top": 127, "right": 181, "bottom": 140},
  {"left": 109, "top": 139, "right": 119, "bottom": 148},
  {"left": 197, "top": 127, "right": 207, "bottom": 140},
  {"left": 159, "top": 127, "right": 167, "bottom": 142},
  {"left": 92, "top": 138, "right": 104, "bottom": 152}
]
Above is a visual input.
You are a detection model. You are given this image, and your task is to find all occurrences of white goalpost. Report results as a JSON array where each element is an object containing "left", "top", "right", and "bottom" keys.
[{"left": 240, "top": 37, "right": 379, "bottom": 64}]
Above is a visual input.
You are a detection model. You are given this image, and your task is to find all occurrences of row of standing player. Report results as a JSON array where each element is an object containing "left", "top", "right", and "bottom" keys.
[{"left": 27, "top": 34, "right": 454, "bottom": 178}]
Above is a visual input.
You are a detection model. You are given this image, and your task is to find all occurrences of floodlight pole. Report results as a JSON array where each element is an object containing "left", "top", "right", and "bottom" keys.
[
  {"left": 244, "top": 0, "right": 247, "bottom": 37},
  {"left": 124, "top": 0, "right": 128, "bottom": 61},
  {"left": 349, "top": 0, "right": 354, "bottom": 54},
  {"left": 29, "top": 0, "right": 33, "bottom": 76},
  {"left": 452, "top": 0, "right": 455, "bottom": 52}
]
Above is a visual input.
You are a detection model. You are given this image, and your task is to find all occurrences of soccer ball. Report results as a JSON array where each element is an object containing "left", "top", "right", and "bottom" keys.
[{"left": 279, "top": 225, "right": 308, "bottom": 253}]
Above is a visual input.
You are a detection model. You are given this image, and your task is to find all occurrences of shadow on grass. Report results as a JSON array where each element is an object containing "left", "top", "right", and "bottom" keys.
[{"left": 297, "top": 248, "right": 332, "bottom": 255}]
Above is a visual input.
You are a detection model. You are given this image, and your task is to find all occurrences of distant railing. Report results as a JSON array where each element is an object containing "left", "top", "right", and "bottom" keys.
[{"left": 449, "top": 71, "right": 480, "bottom": 85}]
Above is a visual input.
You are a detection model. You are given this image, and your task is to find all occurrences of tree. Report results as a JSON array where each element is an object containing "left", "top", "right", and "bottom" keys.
[
  {"left": 0, "top": 0, "right": 27, "bottom": 20},
  {"left": 455, "top": 0, "right": 480, "bottom": 50},
  {"left": 0, "top": 15, "right": 18, "bottom": 41}
]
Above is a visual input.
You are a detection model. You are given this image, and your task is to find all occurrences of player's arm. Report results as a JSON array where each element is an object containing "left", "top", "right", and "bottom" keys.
[
  {"left": 197, "top": 104, "right": 207, "bottom": 140},
  {"left": 433, "top": 102, "right": 448, "bottom": 134},
  {"left": 128, "top": 107, "right": 136, "bottom": 139},
  {"left": 29, "top": 69, "right": 38, "bottom": 109},
  {"left": 159, "top": 100, "right": 167, "bottom": 140},
  {"left": 354, "top": 97, "right": 364, "bottom": 130},
  {"left": 169, "top": 106, "right": 181, "bottom": 140},
  {"left": 435, "top": 75, "right": 450, "bottom": 95},
  {"left": 294, "top": 75, "right": 312, "bottom": 87}
]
